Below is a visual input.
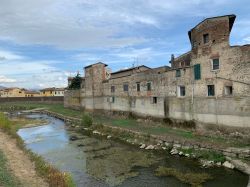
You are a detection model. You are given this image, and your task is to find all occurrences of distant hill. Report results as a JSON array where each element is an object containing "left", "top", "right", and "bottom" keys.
[{"left": 0, "top": 86, "right": 6, "bottom": 89}]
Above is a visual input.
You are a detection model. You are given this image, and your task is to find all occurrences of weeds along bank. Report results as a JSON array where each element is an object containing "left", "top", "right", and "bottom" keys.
[{"left": 0, "top": 112, "right": 75, "bottom": 187}]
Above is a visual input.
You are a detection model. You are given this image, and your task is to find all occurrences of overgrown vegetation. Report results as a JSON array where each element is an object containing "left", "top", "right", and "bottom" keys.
[
  {"left": 81, "top": 113, "right": 93, "bottom": 127},
  {"left": 180, "top": 148, "right": 226, "bottom": 163},
  {"left": 0, "top": 150, "right": 20, "bottom": 186},
  {"left": 155, "top": 166, "right": 212, "bottom": 187},
  {"left": 0, "top": 112, "right": 75, "bottom": 187},
  {"left": 68, "top": 73, "right": 81, "bottom": 90}
]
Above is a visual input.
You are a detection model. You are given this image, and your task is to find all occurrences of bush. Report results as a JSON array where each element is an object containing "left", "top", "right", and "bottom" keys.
[
  {"left": 81, "top": 113, "right": 93, "bottom": 127},
  {"left": 0, "top": 113, "right": 12, "bottom": 131}
]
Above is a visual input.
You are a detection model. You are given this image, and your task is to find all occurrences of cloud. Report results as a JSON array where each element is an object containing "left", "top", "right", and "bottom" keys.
[
  {"left": 0, "top": 50, "right": 24, "bottom": 61},
  {"left": 0, "top": 75, "right": 16, "bottom": 83},
  {"left": 0, "top": 49, "right": 69, "bottom": 89},
  {"left": 0, "top": 0, "right": 239, "bottom": 49},
  {"left": 243, "top": 36, "right": 250, "bottom": 42}
]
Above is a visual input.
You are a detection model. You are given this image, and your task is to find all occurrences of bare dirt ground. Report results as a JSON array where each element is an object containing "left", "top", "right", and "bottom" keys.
[{"left": 0, "top": 130, "right": 48, "bottom": 187}]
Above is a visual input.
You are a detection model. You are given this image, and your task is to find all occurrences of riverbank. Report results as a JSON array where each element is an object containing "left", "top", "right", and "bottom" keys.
[
  {"left": 0, "top": 102, "right": 249, "bottom": 179},
  {"left": 0, "top": 112, "right": 75, "bottom": 187},
  {"left": 0, "top": 130, "right": 48, "bottom": 187},
  {"left": 35, "top": 109, "right": 250, "bottom": 177}
]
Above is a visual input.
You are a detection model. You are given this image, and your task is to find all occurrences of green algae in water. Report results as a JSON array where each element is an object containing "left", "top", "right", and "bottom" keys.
[
  {"left": 155, "top": 166, "right": 213, "bottom": 187},
  {"left": 86, "top": 146, "right": 161, "bottom": 186}
]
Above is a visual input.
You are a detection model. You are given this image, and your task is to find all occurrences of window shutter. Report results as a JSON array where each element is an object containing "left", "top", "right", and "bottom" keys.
[{"left": 194, "top": 64, "right": 201, "bottom": 80}]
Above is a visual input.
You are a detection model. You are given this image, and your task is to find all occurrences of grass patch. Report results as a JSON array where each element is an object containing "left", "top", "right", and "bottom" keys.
[
  {"left": 0, "top": 102, "right": 82, "bottom": 118},
  {"left": 0, "top": 150, "right": 20, "bottom": 187},
  {"left": 155, "top": 166, "right": 212, "bottom": 187},
  {"left": 180, "top": 148, "right": 226, "bottom": 163},
  {"left": 196, "top": 150, "right": 226, "bottom": 163},
  {"left": 0, "top": 112, "right": 76, "bottom": 187},
  {"left": 81, "top": 113, "right": 93, "bottom": 127}
]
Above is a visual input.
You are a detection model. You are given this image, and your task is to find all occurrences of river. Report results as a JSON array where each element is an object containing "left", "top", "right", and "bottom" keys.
[{"left": 17, "top": 113, "right": 248, "bottom": 187}]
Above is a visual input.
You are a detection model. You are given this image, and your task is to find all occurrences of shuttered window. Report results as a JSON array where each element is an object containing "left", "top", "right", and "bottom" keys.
[{"left": 194, "top": 64, "right": 201, "bottom": 80}]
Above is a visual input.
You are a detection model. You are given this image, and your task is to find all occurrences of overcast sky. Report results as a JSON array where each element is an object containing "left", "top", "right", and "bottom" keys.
[{"left": 0, "top": 0, "right": 249, "bottom": 89}]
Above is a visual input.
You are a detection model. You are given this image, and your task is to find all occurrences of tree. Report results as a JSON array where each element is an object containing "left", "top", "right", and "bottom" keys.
[{"left": 68, "top": 73, "right": 81, "bottom": 90}]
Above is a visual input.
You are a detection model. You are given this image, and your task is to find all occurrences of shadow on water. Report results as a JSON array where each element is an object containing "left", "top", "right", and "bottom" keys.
[{"left": 17, "top": 114, "right": 249, "bottom": 187}]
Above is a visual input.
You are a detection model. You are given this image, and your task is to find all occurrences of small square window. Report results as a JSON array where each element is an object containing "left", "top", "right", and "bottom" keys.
[
  {"left": 207, "top": 85, "right": 215, "bottom": 96},
  {"left": 123, "top": 84, "right": 129, "bottom": 92},
  {"left": 111, "top": 86, "right": 115, "bottom": 93},
  {"left": 153, "top": 97, "right": 157, "bottom": 104},
  {"left": 203, "top": 33, "right": 209, "bottom": 44},
  {"left": 225, "top": 86, "right": 233, "bottom": 96},
  {"left": 176, "top": 69, "right": 181, "bottom": 77},
  {"left": 136, "top": 82, "right": 140, "bottom": 92},
  {"left": 147, "top": 82, "right": 152, "bottom": 91},
  {"left": 212, "top": 59, "right": 220, "bottom": 70}
]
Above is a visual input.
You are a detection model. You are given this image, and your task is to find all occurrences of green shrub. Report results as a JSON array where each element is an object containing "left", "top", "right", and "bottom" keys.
[
  {"left": 196, "top": 150, "right": 226, "bottom": 163},
  {"left": 81, "top": 113, "right": 93, "bottom": 127},
  {"left": 0, "top": 113, "right": 12, "bottom": 131}
]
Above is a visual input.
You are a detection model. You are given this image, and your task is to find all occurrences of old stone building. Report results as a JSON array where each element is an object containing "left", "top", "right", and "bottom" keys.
[{"left": 65, "top": 14, "right": 250, "bottom": 128}]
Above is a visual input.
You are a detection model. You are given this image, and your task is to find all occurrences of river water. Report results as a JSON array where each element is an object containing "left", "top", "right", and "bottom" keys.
[{"left": 17, "top": 114, "right": 248, "bottom": 187}]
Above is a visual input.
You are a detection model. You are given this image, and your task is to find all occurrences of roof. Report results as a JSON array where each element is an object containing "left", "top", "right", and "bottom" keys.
[
  {"left": 40, "top": 87, "right": 65, "bottom": 91},
  {"left": 84, "top": 62, "right": 108, "bottom": 69},
  {"left": 188, "top": 14, "right": 236, "bottom": 42},
  {"left": 111, "top": 65, "right": 151, "bottom": 75},
  {"left": 2, "top": 87, "right": 26, "bottom": 91},
  {"left": 25, "top": 91, "right": 40, "bottom": 94}
]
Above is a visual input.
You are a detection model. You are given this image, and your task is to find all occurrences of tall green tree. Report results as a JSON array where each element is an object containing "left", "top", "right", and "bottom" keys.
[{"left": 68, "top": 73, "right": 81, "bottom": 90}]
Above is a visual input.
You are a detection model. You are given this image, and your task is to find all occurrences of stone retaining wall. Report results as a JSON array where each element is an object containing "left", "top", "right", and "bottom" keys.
[{"left": 0, "top": 96, "right": 64, "bottom": 103}]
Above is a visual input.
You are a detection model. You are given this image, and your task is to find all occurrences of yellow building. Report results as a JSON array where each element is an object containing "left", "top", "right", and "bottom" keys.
[
  {"left": 0, "top": 87, "right": 26, "bottom": 97},
  {"left": 40, "top": 87, "right": 65, "bottom": 97},
  {"left": 25, "top": 91, "right": 41, "bottom": 97}
]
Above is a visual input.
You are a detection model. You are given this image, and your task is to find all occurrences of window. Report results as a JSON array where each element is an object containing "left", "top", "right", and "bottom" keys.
[
  {"left": 177, "top": 86, "right": 185, "bottom": 97},
  {"left": 203, "top": 33, "right": 209, "bottom": 44},
  {"left": 123, "top": 84, "right": 128, "bottom": 92},
  {"left": 107, "top": 97, "right": 115, "bottom": 103},
  {"left": 207, "top": 85, "right": 215, "bottom": 96},
  {"left": 194, "top": 64, "right": 201, "bottom": 80},
  {"left": 153, "top": 97, "right": 157, "bottom": 104},
  {"left": 147, "top": 82, "right": 152, "bottom": 91},
  {"left": 176, "top": 69, "right": 181, "bottom": 77},
  {"left": 136, "top": 82, "right": 140, "bottom": 92},
  {"left": 212, "top": 59, "right": 220, "bottom": 70},
  {"left": 111, "top": 86, "right": 115, "bottom": 93},
  {"left": 225, "top": 86, "right": 233, "bottom": 96}
]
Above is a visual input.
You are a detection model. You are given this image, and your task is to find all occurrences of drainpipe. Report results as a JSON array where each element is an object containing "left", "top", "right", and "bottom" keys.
[
  {"left": 215, "top": 71, "right": 218, "bottom": 126},
  {"left": 191, "top": 65, "right": 194, "bottom": 122}
]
